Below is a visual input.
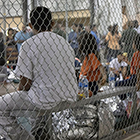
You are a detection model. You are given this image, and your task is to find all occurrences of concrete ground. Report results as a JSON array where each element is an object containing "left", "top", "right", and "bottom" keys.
[{"left": 121, "top": 130, "right": 140, "bottom": 140}]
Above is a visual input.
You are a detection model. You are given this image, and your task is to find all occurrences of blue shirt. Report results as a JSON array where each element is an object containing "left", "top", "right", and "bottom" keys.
[
  {"left": 68, "top": 31, "right": 78, "bottom": 49},
  {"left": 90, "top": 31, "right": 100, "bottom": 45},
  {"left": 14, "top": 31, "right": 32, "bottom": 52}
]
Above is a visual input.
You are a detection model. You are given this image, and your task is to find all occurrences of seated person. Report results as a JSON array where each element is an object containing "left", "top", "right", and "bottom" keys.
[
  {"left": 109, "top": 52, "right": 128, "bottom": 80},
  {"left": 75, "top": 57, "right": 81, "bottom": 67},
  {"left": 115, "top": 33, "right": 140, "bottom": 91},
  {"left": 0, "top": 58, "right": 7, "bottom": 83},
  {"left": 78, "top": 33, "right": 107, "bottom": 95}
]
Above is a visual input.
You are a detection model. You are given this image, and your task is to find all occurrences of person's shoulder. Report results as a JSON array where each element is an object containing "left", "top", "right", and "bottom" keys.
[
  {"left": 15, "top": 31, "right": 20, "bottom": 36},
  {"left": 69, "top": 31, "right": 74, "bottom": 35},
  {"left": 107, "top": 31, "right": 111, "bottom": 35},
  {"left": 110, "top": 58, "right": 117, "bottom": 63},
  {"left": 121, "top": 61, "right": 128, "bottom": 66},
  {"left": 89, "top": 53, "right": 98, "bottom": 60}
]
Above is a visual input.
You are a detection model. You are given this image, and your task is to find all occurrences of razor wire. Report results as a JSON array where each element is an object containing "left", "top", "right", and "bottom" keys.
[{"left": 0, "top": 0, "right": 140, "bottom": 140}]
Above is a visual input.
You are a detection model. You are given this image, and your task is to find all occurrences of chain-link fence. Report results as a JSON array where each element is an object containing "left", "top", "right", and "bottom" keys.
[{"left": 0, "top": 0, "right": 140, "bottom": 140}]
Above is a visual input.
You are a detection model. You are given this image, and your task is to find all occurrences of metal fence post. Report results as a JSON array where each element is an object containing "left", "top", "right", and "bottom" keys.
[{"left": 23, "top": 0, "right": 28, "bottom": 25}]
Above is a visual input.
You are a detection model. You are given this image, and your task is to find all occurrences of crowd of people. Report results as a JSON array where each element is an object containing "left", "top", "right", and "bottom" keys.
[
  {"left": 0, "top": 5, "right": 140, "bottom": 139},
  {"left": 0, "top": 13, "right": 140, "bottom": 94},
  {"left": 64, "top": 20, "right": 140, "bottom": 94}
]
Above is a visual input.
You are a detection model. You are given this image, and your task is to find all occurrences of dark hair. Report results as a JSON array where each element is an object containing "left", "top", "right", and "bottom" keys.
[
  {"left": 72, "top": 23, "right": 78, "bottom": 27},
  {"left": 77, "top": 32, "right": 100, "bottom": 60},
  {"left": 79, "top": 24, "right": 84, "bottom": 29},
  {"left": 90, "top": 24, "right": 96, "bottom": 30},
  {"left": 30, "top": 6, "right": 52, "bottom": 32},
  {"left": 107, "top": 25, "right": 112, "bottom": 31},
  {"left": 133, "top": 20, "right": 139, "bottom": 28},
  {"left": 134, "top": 34, "right": 140, "bottom": 51},
  {"left": 117, "top": 51, "right": 123, "bottom": 56},
  {"left": 111, "top": 24, "right": 118, "bottom": 35},
  {"left": 8, "top": 28, "right": 14, "bottom": 35}
]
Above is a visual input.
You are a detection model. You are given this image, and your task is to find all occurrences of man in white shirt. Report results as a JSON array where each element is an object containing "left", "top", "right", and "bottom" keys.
[
  {"left": 109, "top": 52, "right": 128, "bottom": 80},
  {"left": 0, "top": 6, "right": 78, "bottom": 140}
]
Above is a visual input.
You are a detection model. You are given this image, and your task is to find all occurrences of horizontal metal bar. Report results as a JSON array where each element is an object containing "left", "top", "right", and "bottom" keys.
[{"left": 51, "top": 86, "right": 136, "bottom": 112}]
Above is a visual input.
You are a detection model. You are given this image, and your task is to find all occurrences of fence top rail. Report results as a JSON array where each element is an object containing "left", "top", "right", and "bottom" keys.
[{"left": 51, "top": 86, "right": 136, "bottom": 112}]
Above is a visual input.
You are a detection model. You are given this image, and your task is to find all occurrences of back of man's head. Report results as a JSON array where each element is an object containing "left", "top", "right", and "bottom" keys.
[{"left": 30, "top": 6, "right": 52, "bottom": 32}]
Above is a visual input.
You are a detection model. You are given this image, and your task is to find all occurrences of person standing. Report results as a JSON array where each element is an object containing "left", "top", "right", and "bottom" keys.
[
  {"left": 120, "top": 21, "right": 138, "bottom": 61},
  {"left": 68, "top": 23, "right": 79, "bottom": 57},
  {"left": 14, "top": 25, "right": 32, "bottom": 52},
  {"left": 53, "top": 22, "right": 66, "bottom": 39},
  {"left": 105, "top": 24, "right": 122, "bottom": 62},
  {"left": 6, "top": 28, "right": 18, "bottom": 69},
  {"left": 0, "top": 6, "right": 78, "bottom": 140},
  {"left": 90, "top": 24, "right": 100, "bottom": 46},
  {"left": 78, "top": 33, "right": 107, "bottom": 95},
  {"left": 115, "top": 33, "right": 140, "bottom": 91}
]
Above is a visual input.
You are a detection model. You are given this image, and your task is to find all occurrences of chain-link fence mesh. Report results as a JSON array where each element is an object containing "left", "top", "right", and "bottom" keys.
[{"left": 0, "top": 0, "right": 140, "bottom": 140}]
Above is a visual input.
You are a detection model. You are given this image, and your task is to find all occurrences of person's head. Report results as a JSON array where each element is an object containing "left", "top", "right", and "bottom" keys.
[
  {"left": 107, "top": 25, "right": 112, "bottom": 32},
  {"left": 85, "top": 25, "right": 90, "bottom": 33},
  {"left": 22, "top": 25, "right": 27, "bottom": 32},
  {"left": 78, "top": 23, "right": 84, "bottom": 33},
  {"left": 90, "top": 24, "right": 97, "bottom": 32},
  {"left": 133, "top": 34, "right": 140, "bottom": 51},
  {"left": 61, "top": 25, "right": 66, "bottom": 32},
  {"left": 8, "top": 28, "right": 14, "bottom": 35},
  {"left": 133, "top": 20, "right": 139, "bottom": 28},
  {"left": 29, "top": 6, "right": 53, "bottom": 34},
  {"left": 77, "top": 32, "right": 99, "bottom": 59},
  {"left": 111, "top": 24, "right": 118, "bottom": 35},
  {"left": 71, "top": 23, "right": 78, "bottom": 32}
]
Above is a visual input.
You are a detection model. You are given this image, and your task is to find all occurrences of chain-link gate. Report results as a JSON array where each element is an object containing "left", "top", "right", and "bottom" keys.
[{"left": 0, "top": 0, "right": 140, "bottom": 140}]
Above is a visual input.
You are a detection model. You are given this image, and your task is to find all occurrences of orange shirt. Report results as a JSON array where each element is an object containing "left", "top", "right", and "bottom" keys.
[
  {"left": 105, "top": 32, "right": 121, "bottom": 50},
  {"left": 80, "top": 53, "right": 102, "bottom": 82},
  {"left": 130, "top": 51, "right": 140, "bottom": 75}
]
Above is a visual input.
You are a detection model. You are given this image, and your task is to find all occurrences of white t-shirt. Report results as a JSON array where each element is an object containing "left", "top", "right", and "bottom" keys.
[
  {"left": 137, "top": 25, "right": 140, "bottom": 34},
  {"left": 109, "top": 58, "right": 128, "bottom": 71},
  {"left": 15, "top": 32, "right": 78, "bottom": 109}
]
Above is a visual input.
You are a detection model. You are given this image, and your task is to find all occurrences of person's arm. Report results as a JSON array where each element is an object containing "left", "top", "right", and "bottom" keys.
[
  {"left": 14, "top": 32, "right": 25, "bottom": 43},
  {"left": 109, "top": 60, "right": 119, "bottom": 75},
  {"left": 105, "top": 32, "right": 110, "bottom": 42},
  {"left": 121, "top": 66, "right": 127, "bottom": 79},
  {"left": 99, "top": 65, "right": 107, "bottom": 85},
  {"left": 18, "top": 75, "right": 32, "bottom": 91},
  {"left": 110, "top": 67, "right": 119, "bottom": 76},
  {"left": 136, "top": 69, "right": 140, "bottom": 91},
  {"left": 15, "top": 40, "right": 25, "bottom": 43}
]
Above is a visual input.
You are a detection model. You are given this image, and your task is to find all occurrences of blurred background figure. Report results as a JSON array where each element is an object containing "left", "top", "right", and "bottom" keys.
[
  {"left": 68, "top": 23, "right": 79, "bottom": 58},
  {"left": 120, "top": 21, "right": 138, "bottom": 61},
  {"left": 133, "top": 20, "right": 140, "bottom": 34},
  {"left": 85, "top": 25, "right": 90, "bottom": 33},
  {"left": 14, "top": 24, "right": 32, "bottom": 52},
  {"left": 78, "top": 33, "right": 107, "bottom": 95},
  {"left": 105, "top": 24, "right": 122, "bottom": 62},
  {"left": 0, "top": 32, "right": 7, "bottom": 83},
  {"left": 6, "top": 28, "right": 18, "bottom": 70},
  {"left": 90, "top": 24, "right": 100, "bottom": 46},
  {"left": 77, "top": 23, "right": 84, "bottom": 35},
  {"left": 53, "top": 22, "right": 66, "bottom": 39}
]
